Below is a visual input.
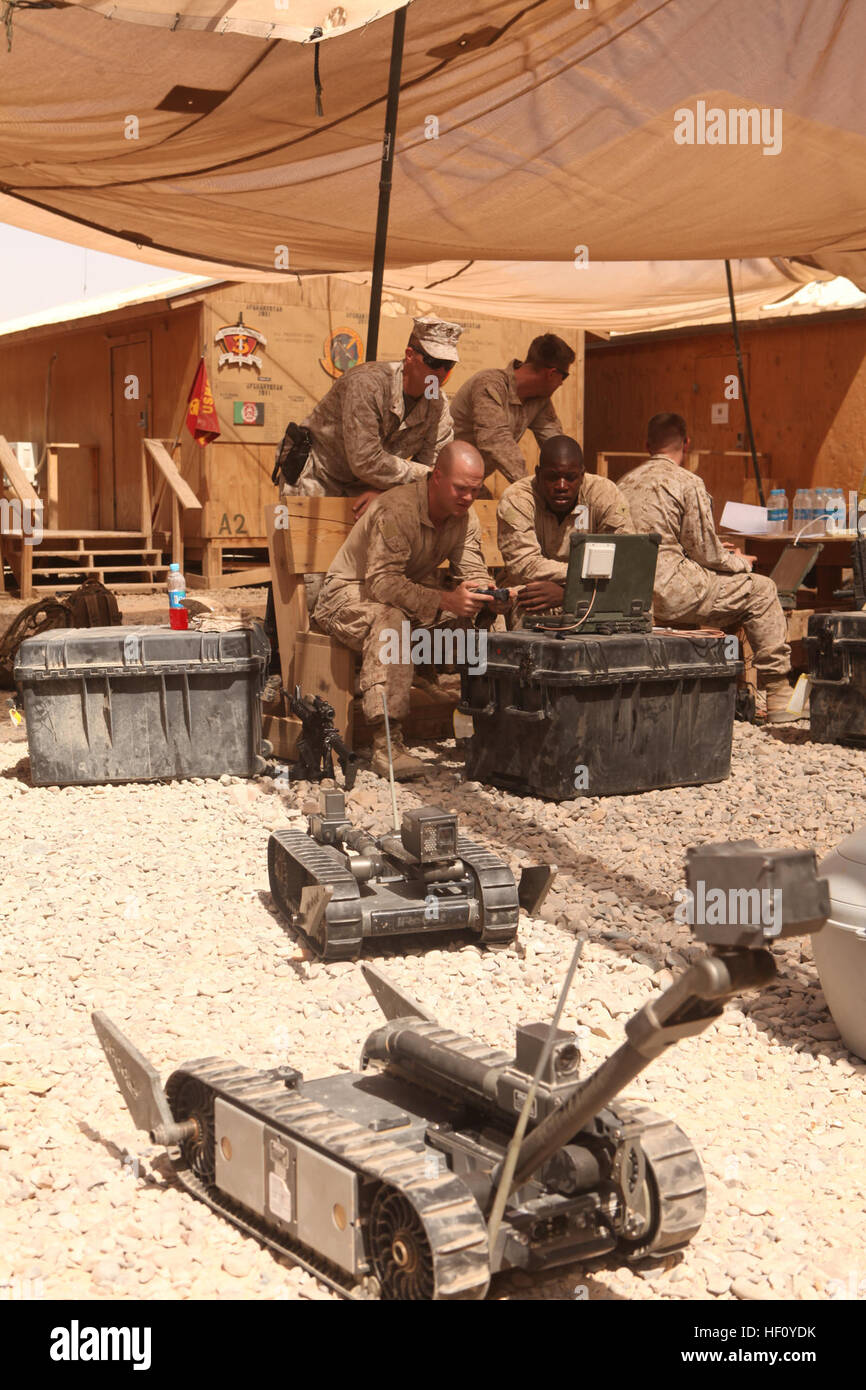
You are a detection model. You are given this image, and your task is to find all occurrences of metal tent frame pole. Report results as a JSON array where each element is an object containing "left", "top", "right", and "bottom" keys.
[
  {"left": 366, "top": 6, "right": 408, "bottom": 362},
  {"left": 724, "top": 259, "right": 765, "bottom": 507}
]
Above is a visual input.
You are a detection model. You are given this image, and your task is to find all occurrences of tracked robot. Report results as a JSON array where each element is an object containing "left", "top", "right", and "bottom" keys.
[
  {"left": 268, "top": 789, "right": 554, "bottom": 959},
  {"left": 93, "top": 840, "right": 828, "bottom": 1300}
]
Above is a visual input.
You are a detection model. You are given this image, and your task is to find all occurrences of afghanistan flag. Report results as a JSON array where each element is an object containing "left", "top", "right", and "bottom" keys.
[
  {"left": 185, "top": 358, "right": 220, "bottom": 445},
  {"left": 233, "top": 401, "right": 265, "bottom": 425}
]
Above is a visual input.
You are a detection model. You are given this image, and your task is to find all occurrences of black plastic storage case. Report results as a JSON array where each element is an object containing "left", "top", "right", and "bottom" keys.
[
  {"left": 805, "top": 612, "right": 866, "bottom": 746},
  {"left": 15, "top": 625, "right": 270, "bottom": 786},
  {"left": 460, "top": 630, "right": 742, "bottom": 800}
]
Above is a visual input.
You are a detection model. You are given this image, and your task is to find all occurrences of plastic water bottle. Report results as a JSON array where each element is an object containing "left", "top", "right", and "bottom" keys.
[
  {"left": 830, "top": 487, "right": 847, "bottom": 533},
  {"left": 766, "top": 489, "right": 780, "bottom": 533},
  {"left": 767, "top": 489, "right": 787, "bottom": 534},
  {"left": 806, "top": 488, "right": 819, "bottom": 530},
  {"left": 825, "top": 487, "right": 838, "bottom": 533},
  {"left": 167, "top": 562, "right": 188, "bottom": 631},
  {"left": 793, "top": 489, "right": 808, "bottom": 530},
  {"left": 811, "top": 487, "right": 826, "bottom": 535}
]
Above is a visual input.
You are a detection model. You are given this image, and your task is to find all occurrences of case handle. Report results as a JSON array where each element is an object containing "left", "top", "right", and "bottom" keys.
[
  {"left": 503, "top": 704, "right": 547, "bottom": 721},
  {"left": 457, "top": 700, "right": 496, "bottom": 717}
]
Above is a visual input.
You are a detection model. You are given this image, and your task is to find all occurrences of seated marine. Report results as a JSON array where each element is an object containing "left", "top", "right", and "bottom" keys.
[
  {"left": 618, "top": 412, "right": 796, "bottom": 723},
  {"left": 497, "top": 435, "right": 633, "bottom": 615}
]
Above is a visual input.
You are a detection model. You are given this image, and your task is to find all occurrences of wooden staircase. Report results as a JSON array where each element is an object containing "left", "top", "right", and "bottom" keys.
[
  {"left": 1, "top": 435, "right": 202, "bottom": 599},
  {"left": 26, "top": 531, "right": 169, "bottom": 594}
]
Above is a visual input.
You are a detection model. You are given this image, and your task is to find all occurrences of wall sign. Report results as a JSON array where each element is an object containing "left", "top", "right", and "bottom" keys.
[
  {"left": 215, "top": 313, "right": 267, "bottom": 370},
  {"left": 319, "top": 327, "right": 363, "bottom": 379}
]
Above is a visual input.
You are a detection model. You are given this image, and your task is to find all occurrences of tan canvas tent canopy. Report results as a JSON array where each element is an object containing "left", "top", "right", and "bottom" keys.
[
  {"left": 0, "top": 257, "right": 847, "bottom": 340},
  {"left": 1, "top": 0, "right": 865, "bottom": 286},
  {"left": 68, "top": 0, "right": 406, "bottom": 40},
  {"left": 338, "top": 257, "right": 836, "bottom": 334}
]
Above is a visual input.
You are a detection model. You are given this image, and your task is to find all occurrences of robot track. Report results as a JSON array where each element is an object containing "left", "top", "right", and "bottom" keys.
[
  {"left": 456, "top": 837, "right": 520, "bottom": 945},
  {"left": 165, "top": 1058, "right": 491, "bottom": 1301},
  {"left": 606, "top": 1101, "right": 707, "bottom": 1260},
  {"left": 268, "top": 829, "right": 363, "bottom": 961}
]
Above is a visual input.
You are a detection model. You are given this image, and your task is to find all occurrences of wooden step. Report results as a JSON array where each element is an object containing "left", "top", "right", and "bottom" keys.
[
  {"left": 47, "top": 582, "right": 163, "bottom": 593},
  {"left": 31, "top": 548, "right": 159, "bottom": 560},
  {"left": 31, "top": 567, "right": 167, "bottom": 582},
  {"left": 38, "top": 531, "right": 148, "bottom": 541},
  {"left": 31, "top": 550, "right": 89, "bottom": 559}
]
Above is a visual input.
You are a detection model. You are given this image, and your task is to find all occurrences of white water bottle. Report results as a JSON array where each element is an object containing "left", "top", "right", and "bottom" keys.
[
  {"left": 767, "top": 489, "right": 787, "bottom": 534},
  {"left": 830, "top": 487, "right": 846, "bottom": 533},
  {"left": 809, "top": 489, "right": 823, "bottom": 534},
  {"left": 793, "top": 489, "right": 808, "bottom": 529}
]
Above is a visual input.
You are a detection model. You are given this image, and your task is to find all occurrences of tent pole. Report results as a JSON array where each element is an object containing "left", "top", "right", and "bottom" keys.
[
  {"left": 366, "top": 6, "right": 407, "bottom": 362},
  {"left": 724, "top": 259, "right": 765, "bottom": 507}
]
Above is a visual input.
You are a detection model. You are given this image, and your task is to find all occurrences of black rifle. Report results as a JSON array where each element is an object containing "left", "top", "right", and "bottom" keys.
[{"left": 288, "top": 686, "right": 358, "bottom": 789}]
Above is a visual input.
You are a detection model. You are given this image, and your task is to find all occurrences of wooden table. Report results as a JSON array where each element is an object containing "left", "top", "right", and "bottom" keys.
[{"left": 720, "top": 530, "right": 855, "bottom": 607}]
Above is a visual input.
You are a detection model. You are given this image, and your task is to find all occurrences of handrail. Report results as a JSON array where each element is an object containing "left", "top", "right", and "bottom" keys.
[
  {"left": 141, "top": 437, "right": 201, "bottom": 570},
  {"left": 0, "top": 435, "right": 40, "bottom": 507},
  {"left": 143, "top": 438, "right": 201, "bottom": 511}
]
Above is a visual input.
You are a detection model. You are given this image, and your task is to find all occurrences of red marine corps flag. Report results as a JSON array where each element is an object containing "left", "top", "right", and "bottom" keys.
[{"left": 185, "top": 358, "right": 220, "bottom": 445}]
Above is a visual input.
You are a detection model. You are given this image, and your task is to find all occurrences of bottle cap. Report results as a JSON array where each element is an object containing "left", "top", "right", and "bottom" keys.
[{"left": 169, "top": 563, "right": 180, "bottom": 572}]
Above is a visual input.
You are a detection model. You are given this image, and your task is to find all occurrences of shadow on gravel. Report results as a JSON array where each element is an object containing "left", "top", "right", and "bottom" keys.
[
  {"left": 1, "top": 756, "right": 31, "bottom": 784},
  {"left": 740, "top": 983, "right": 860, "bottom": 1064},
  {"left": 491, "top": 1250, "right": 670, "bottom": 1301},
  {"left": 761, "top": 726, "right": 814, "bottom": 748},
  {"left": 408, "top": 752, "right": 679, "bottom": 967}
]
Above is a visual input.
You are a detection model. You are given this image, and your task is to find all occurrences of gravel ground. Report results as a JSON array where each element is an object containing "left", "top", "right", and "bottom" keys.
[{"left": 1, "top": 719, "right": 865, "bottom": 1303}]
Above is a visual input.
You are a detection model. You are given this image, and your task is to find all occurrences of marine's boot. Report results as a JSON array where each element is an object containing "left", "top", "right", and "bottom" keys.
[
  {"left": 762, "top": 674, "right": 801, "bottom": 725},
  {"left": 370, "top": 723, "right": 426, "bottom": 780},
  {"left": 413, "top": 670, "right": 461, "bottom": 704},
  {"left": 262, "top": 673, "right": 283, "bottom": 706}
]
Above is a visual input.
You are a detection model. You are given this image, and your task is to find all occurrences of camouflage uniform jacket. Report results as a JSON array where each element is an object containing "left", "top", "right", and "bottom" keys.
[
  {"left": 450, "top": 360, "right": 563, "bottom": 483},
  {"left": 294, "top": 360, "right": 453, "bottom": 495},
  {"left": 497, "top": 473, "right": 634, "bottom": 585},
  {"left": 618, "top": 455, "right": 751, "bottom": 613},
  {"left": 319, "top": 477, "right": 491, "bottom": 626}
]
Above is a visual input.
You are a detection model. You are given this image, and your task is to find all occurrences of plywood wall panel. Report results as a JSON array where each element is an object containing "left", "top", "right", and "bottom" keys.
[
  {"left": 0, "top": 303, "right": 202, "bottom": 534},
  {"left": 0, "top": 284, "right": 583, "bottom": 540},
  {"left": 195, "top": 279, "right": 583, "bottom": 535},
  {"left": 586, "top": 313, "right": 866, "bottom": 503}
]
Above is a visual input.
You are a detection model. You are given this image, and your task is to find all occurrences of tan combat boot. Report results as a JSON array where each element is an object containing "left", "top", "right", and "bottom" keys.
[
  {"left": 370, "top": 723, "right": 426, "bottom": 780},
  {"left": 413, "top": 670, "right": 461, "bottom": 704},
  {"left": 762, "top": 675, "right": 800, "bottom": 725}
]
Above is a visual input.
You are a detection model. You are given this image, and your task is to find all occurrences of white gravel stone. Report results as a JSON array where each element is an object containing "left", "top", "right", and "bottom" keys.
[{"left": 1, "top": 720, "right": 863, "bottom": 1302}]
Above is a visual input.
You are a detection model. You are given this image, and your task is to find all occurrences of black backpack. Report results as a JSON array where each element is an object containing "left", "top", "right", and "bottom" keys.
[{"left": 272, "top": 422, "right": 313, "bottom": 487}]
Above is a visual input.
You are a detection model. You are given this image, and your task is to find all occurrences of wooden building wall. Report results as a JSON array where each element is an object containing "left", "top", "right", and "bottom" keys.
[
  {"left": 184, "top": 278, "right": 584, "bottom": 545},
  {"left": 0, "top": 302, "right": 201, "bottom": 531},
  {"left": 1, "top": 279, "right": 583, "bottom": 547},
  {"left": 585, "top": 310, "right": 866, "bottom": 516}
]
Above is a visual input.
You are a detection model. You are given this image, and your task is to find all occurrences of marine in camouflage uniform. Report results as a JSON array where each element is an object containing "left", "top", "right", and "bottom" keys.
[
  {"left": 450, "top": 334, "right": 576, "bottom": 484},
  {"left": 618, "top": 419, "right": 793, "bottom": 721},
  {"left": 498, "top": 473, "right": 633, "bottom": 584},
  {"left": 314, "top": 445, "right": 498, "bottom": 778},
  {"left": 285, "top": 315, "right": 463, "bottom": 498},
  {"left": 497, "top": 435, "right": 632, "bottom": 622}
]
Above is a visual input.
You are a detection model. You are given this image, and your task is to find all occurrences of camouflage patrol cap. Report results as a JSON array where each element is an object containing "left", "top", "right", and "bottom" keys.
[{"left": 411, "top": 314, "right": 463, "bottom": 363}]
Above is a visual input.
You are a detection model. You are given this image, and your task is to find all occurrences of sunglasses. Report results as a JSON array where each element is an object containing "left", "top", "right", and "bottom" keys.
[{"left": 413, "top": 344, "right": 454, "bottom": 372}]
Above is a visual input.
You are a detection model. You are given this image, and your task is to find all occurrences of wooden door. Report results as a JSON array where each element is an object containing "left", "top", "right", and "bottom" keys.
[{"left": 110, "top": 336, "right": 152, "bottom": 530}]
